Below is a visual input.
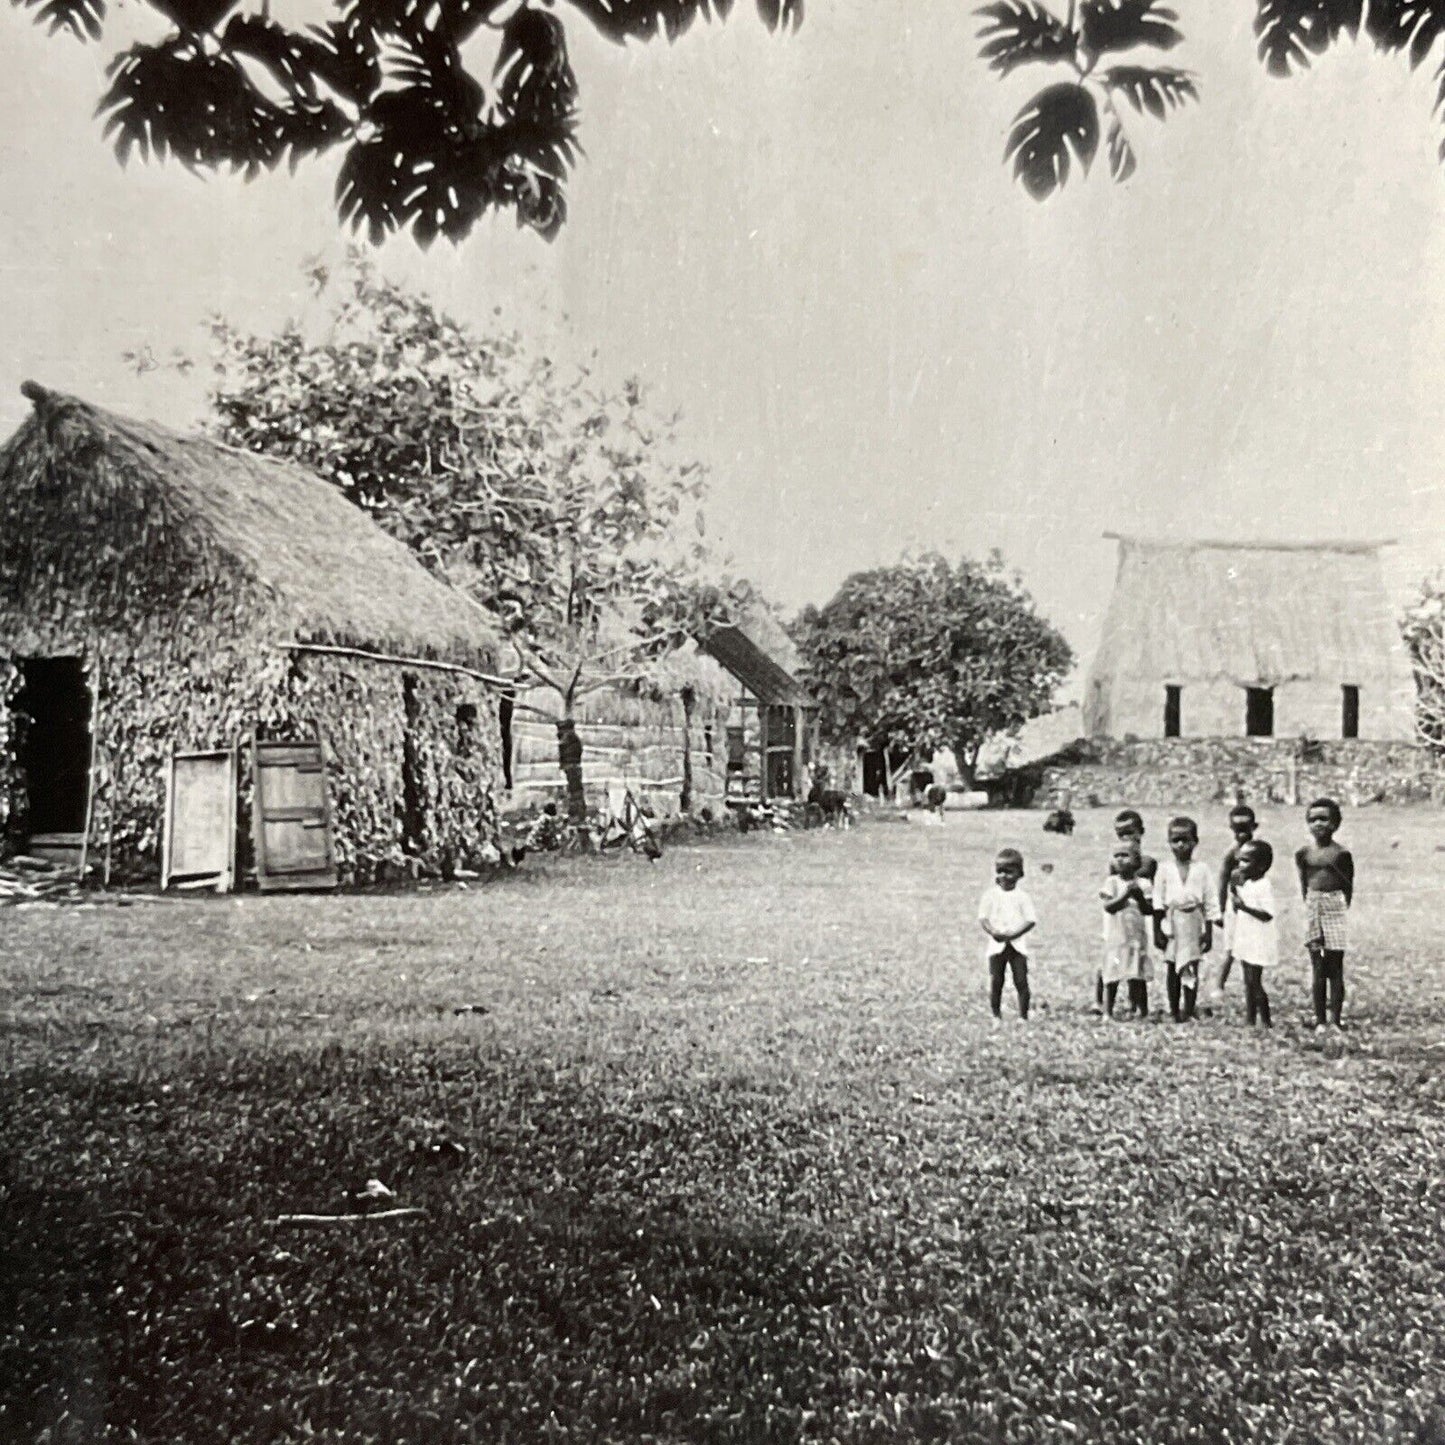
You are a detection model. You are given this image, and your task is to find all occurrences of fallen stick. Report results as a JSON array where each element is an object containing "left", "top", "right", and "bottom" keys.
[{"left": 267, "top": 1207, "right": 428, "bottom": 1226}]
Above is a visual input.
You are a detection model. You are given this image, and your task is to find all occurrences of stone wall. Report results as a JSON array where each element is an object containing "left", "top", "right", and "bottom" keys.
[{"left": 1037, "top": 737, "right": 1445, "bottom": 809}]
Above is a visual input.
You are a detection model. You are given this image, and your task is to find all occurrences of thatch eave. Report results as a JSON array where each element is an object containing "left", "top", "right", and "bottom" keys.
[{"left": 6, "top": 385, "right": 503, "bottom": 676}]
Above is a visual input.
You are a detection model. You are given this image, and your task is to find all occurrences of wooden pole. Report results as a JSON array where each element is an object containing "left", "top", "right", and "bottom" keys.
[{"left": 274, "top": 641, "right": 516, "bottom": 691}]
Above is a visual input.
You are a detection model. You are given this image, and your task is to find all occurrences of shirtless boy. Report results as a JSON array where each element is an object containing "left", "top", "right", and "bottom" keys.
[{"left": 1295, "top": 797, "right": 1354, "bottom": 1033}]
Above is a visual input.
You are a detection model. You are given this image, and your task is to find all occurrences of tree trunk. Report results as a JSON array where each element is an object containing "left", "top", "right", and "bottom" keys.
[
  {"left": 556, "top": 717, "right": 587, "bottom": 825},
  {"left": 679, "top": 687, "right": 695, "bottom": 815}
]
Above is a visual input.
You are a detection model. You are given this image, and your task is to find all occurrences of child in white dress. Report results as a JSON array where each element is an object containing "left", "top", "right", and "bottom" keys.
[
  {"left": 1227, "top": 838, "right": 1277, "bottom": 1029},
  {"left": 1152, "top": 816, "right": 1221, "bottom": 1023},
  {"left": 1100, "top": 840, "right": 1152, "bottom": 1019}
]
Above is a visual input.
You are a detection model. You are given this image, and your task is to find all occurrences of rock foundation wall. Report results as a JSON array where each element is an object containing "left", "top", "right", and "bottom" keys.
[{"left": 1038, "top": 738, "right": 1444, "bottom": 809}]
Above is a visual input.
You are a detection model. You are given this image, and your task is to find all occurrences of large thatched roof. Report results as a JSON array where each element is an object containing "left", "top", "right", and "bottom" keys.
[
  {"left": 700, "top": 622, "right": 814, "bottom": 708},
  {"left": 0, "top": 384, "right": 501, "bottom": 671},
  {"left": 1088, "top": 534, "right": 1404, "bottom": 686}
]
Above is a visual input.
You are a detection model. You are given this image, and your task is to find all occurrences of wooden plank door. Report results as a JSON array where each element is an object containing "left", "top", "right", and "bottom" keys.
[
  {"left": 162, "top": 745, "right": 238, "bottom": 892},
  {"left": 250, "top": 736, "right": 338, "bottom": 892}
]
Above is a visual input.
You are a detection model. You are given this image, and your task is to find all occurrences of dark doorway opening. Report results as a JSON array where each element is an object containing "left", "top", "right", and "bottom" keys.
[
  {"left": 498, "top": 692, "right": 514, "bottom": 790},
  {"left": 400, "top": 672, "right": 424, "bottom": 855},
  {"left": 1342, "top": 685, "right": 1360, "bottom": 740},
  {"left": 861, "top": 747, "right": 886, "bottom": 798},
  {"left": 15, "top": 657, "right": 90, "bottom": 837},
  {"left": 1245, "top": 687, "right": 1274, "bottom": 738},
  {"left": 1163, "top": 685, "right": 1182, "bottom": 739}
]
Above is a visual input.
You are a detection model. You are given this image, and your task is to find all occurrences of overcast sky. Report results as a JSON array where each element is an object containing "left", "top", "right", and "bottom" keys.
[{"left": 3, "top": 1, "right": 1443, "bottom": 675}]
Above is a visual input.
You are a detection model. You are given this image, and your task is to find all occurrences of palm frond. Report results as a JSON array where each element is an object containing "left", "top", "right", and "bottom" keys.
[
  {"left": 1105, "top": 113, "right": 1136, "bottom": 179},
  {"left": 13, "top": 0, "right": 104, "bottom": 42},
  {"left": 1079, "top": 0, "right": 1182, "bottom": 56},
  {"left": 1254, "top": 0, "right": 1361, "bottom": 76},
  {"left": 1100, "top": 64, "right": 1198, "bottom": 117},
  {"left": 1004, "top": 81, "right": 1100, "bottom": 199},
  {"left": 976, "top": 0, "right": 1076, "bottom": 75}
]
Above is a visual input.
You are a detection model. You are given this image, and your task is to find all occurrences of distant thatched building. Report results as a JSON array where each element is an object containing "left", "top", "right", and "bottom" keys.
[
  {"left": 1084, "top": 535, "right": 1414, "bottom": 742},
  {"left": 0, "top": 384, "right": 507, "bottom": 882}
]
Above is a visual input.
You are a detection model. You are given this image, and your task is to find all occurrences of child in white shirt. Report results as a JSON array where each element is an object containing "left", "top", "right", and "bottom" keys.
[
  {"left": 978, "top": 848, "right": 1036, "bottom": 1021},
  {"left": 1152, "top": 816, "right": 1221, "bottom": 1023},
  {"left": 1227, "top": 838, "right": 1277, "bottom": 1029}
]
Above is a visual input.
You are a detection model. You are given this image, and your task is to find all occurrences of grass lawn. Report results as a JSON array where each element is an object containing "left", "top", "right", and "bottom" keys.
[{"left": 3, "top": 805, "right": 1445, "bottom": 1443}]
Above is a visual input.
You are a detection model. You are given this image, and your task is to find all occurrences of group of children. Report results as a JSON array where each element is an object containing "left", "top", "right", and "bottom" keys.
[{"left": 976, "top": 800, "right": 1356, "bottom": 1032}]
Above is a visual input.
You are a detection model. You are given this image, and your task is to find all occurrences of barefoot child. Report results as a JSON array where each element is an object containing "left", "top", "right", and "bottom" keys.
[
  {"left": 1100, "top": 840, "right": 1152, "bottom": 1019},
  {"left": 1153, "top": 816, "right": 1220, "bottom": 1022},
  {"left": 1227, "top": 839, "right": 1277, "bottom": 1028},
  {"left": 1216, "top": 803, "right": 1261, "bottom": 996},
  {"left": 1097, "top": 810, "right": 1157, "bottom": 1015},
  {"left": 978, "top": 848, "right": 1036, "bottom": 1021},
  {"left": 1296, "top": 798, "right": 1354, "bottom": 1032}
]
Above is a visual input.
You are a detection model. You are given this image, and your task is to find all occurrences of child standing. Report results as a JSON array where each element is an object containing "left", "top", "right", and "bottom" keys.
[
  {"left": 1216, "top": 804, "right": 1263, "bottom": 995},
  {"left": 1227, "top": 839, "right": 1277, "bottom": 1028},
  {"left": 1153, "top": 816, "right": 1221, "bottom": 1023},
  {"left": 1095, "top": 810, "right": 1158, "bottom": 1014},
  {"left": 978, "top": 848, "right": 1036, "bottom": 1022},
  {"left": 1100, "top": 840, "right": 1153, "bottom": 1019},
  {"left": 1295, "top": 797, "right": 1354, "bottom": 1032}
]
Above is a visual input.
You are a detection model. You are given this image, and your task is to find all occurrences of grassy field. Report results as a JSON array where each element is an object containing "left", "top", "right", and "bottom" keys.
[{"left": 3, "top": 805, "right": 1445, "bottom": 1444}]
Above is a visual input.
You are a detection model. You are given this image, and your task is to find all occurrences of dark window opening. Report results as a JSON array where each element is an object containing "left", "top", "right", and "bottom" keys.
[
  {"left": 15, "top": 656, "right": 90, "bottom": 835},
  {"left": 1245, "top": 687, "right": 1274, "bottom": 738},
  {"left": 1342, "top": 685, "right": 1360, "bottom": 740},
  {"left": 455, "top": 701, "right": 478, "bottom": 757},
  {"left": 1164, "top": 685, "right": 1182, "bottom": 739},
  {"left": 498, "top": 692, "right": 514, "bottom": 790},
  {"left": 703, "top": 725, "right": 714, "bottom": 767},
  {"left": 400, "top": 672, "right": 424, "bottom": 855}
]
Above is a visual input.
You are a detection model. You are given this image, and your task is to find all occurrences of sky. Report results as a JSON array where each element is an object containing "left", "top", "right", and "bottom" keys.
[{"left": 3, "top": 0, "right": 1445, "bottom": 681}]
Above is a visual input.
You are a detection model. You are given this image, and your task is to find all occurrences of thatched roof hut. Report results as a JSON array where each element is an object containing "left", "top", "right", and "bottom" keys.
[
  {"left": 0, "top": 385, "right": 507, "bottom": 882},
  {"left": 1084, "top": 534, "right": 1414, "bottom": 742},
  {"left": 2, "top": 382, "right": 501, "bottom": 672}
]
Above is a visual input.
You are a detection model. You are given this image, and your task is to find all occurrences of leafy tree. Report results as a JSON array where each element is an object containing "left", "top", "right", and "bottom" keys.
[
  {"left": 978, "top": 0, "right": 1197, "bottom": 199},
  {"left": 16, "top": 0, "right": 1445, "bottom": 234},
  {"left": 979, "top": 0, "right": 1445, "bottom": 198},
  {"left": 206, "top": 258, "right": 746, "bottom": 821},
  {"left": 792, "top": 551, "right": 1073, "bottom": 790},
  {"left": 9, "top": 0, "right": 799, "bottom": 246},
  {"left": 1401, "top": 575, "right": 1445, "bottom": 749}
]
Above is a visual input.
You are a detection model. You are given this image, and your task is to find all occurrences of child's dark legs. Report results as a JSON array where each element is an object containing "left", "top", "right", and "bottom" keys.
[
  {"left": 1104, "top": 980, "right": 1119, "bottom": 1017},
  {"left": 1095, "top": 973, "right": 1104, "bottom": 1010},
  {"left": 1324, "top": 950, "right": 1345, "bottom": 1025},
  {"left": 1217, "top": 954, "right": 1233, "bottom": 990},
  {"left": 1242, "top": 963, "right": 1270, "bottom": 1026},
  {"left": 1165, "top": 962, "right": 1182, "bottom": 1021},
  {"left": 1310, "top": 950, "right": 1328, "bottom": 1026},
  {"left": 989, "top": 955, "right": 1006, "bottom": 1018},
  {"left": 1009, "top": 950, "right": 1031, "bottom": 1019},
  {"left": 1179, "top": 981, "right": 1197, "bottom": 1022},
  {"left": 1128, "top": 979, "right": 1148, "bottom": 1016}
]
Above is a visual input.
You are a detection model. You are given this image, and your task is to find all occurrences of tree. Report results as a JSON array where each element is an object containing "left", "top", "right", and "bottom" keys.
[
  {"left": 13, "top": 0, "right": 1445, "bottom": 236},
  {"left": 1401, "top": 574, "right": 1445, "bottom": 749},
  {"left": 206, "top": 258, "right": 747, "bottom": 821},
  {"left": 792, "top": 551, "right": 1073, "bottom": 790},
  {"left": 979, "top": 0, "right": 1445, "bottom": 199},
  {"left": 9, "top": 0, "right": 798, "bottom": 245}
]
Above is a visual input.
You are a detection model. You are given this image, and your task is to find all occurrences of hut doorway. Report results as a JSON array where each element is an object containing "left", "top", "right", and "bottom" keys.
[
  {"left": 15, "top": 656, "right": 91, "bottom": 842},
  {"left": 1245, "top": 687, "right": 1274, "bottom": 738}
]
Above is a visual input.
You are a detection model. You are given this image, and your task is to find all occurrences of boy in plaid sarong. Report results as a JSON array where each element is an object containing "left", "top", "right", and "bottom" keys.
[{"left": 1295, "top": 797, "right": 1354, "bottom": 1033}]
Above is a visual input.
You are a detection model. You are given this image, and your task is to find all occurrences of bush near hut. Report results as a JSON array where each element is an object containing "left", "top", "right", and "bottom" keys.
[{"left": 208, "top": 261, "right": 749, "bottom": 824}]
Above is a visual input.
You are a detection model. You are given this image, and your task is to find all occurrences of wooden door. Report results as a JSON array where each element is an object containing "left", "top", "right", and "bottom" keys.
[
  {"left": 162, "top": 745, "right": 238, "bottom": 892},
  {"left": 250, "top": 736, "right": 338, "bottom": 892}
]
